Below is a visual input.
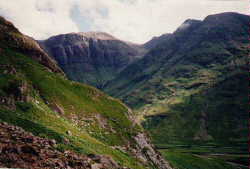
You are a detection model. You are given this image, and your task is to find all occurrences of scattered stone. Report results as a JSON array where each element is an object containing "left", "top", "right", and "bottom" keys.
[
  {"left": 88, "top": 154, "right": 101, "bottom": 163},
  {"left": 21, "top": 145, "right": 39, "bottom": 156},
  {"left": 49, "top": 139, "right": 57, "bottom": 145},
  {"left": 63, "top": 137, "right": 70, "bottom": 144},
  {"left": 21, "top": 136, "right": 34, "bottom": 143},
  {"left": 52, "top": 104, "right": 65, "bottom": 115},
  {"left": 0, "top": 122, "right": 124, "bottom": 169},
  {"left": 2, "top": 146, "right": 19, "bottom": 154},
  {"left": 91, "top": 163, "right": 102, "bottom": 169},
  {"left": 66, "top": 130, "right": 72, "bottom": 136}
]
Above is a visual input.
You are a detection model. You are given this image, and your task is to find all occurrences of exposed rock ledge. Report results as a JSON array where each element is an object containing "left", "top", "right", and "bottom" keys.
[
  {"left": 0, "top": 122, "right": 123, "bottom": 169},
  {"left": 134, "top": 133, "right": 172, "bottom": 169}
]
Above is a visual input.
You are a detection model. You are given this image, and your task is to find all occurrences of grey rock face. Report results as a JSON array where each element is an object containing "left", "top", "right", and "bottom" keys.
[
  {"left": 39, "top": 32, "right": 146, "bottom": 88},
  {"left": 133, "top": 133, "right": 173, "bottom": 169}
]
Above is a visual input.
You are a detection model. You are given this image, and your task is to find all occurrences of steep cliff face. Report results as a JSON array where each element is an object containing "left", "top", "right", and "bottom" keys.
[{"left": 39, "top": 32, "right": 146, "bottom": 88}]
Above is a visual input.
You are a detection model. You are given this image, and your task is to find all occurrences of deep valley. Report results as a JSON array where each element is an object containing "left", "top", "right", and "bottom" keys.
[{"left": 0, "top": 11, "right": 249, "bottom": 169}]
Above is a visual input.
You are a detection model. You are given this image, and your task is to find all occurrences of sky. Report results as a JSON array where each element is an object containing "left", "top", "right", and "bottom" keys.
[{"left": 0, "top": 0, "right": 248, "bottom": 43}]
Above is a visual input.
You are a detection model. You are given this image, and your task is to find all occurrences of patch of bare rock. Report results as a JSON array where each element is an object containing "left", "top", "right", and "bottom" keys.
[{"left": 0, "top": 122, "right": 124, "bottom": 169}]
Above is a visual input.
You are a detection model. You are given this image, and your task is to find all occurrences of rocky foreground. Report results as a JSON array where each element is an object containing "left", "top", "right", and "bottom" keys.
[{"left": 0, "top": 122, "right": 123, "bottom": 169}]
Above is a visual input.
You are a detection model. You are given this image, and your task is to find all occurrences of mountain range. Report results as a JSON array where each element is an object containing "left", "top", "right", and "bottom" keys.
[
  {"left": 0, "top": 12, "right": 249, "bottom": 169},
  {"left": 104, "top": 12, "right": 249, "bottom": 143}
]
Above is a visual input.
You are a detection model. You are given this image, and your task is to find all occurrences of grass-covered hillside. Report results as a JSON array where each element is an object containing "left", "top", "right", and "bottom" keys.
[
  {"left": 0, "top": 39, "right": 145, "bottom": 169},
  {"left": 0, "top": 16, "right": 171, "bottom": 169},
  {"left": 105, "top": 12, "right": 249, "bottom": 143},
  {"left": 104, "top": 12, "right": 249, "bottom": 169},
  {"left": 143, "top": 71, "right": 248, "bottom": 143}
]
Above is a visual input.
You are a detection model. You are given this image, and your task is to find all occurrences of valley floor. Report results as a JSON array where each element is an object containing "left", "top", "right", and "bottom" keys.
[{"left": 157, "top": 142, "right": 248, "bottom": 169}]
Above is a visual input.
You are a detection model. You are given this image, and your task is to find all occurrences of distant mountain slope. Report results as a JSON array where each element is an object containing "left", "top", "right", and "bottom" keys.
[
  {"left": 144, "top": 19, "right": 201, "bottom": 50},
  {"left": 0, "top": 16, "right": 171, "bottom": 169},
  {"left": 104, "top": 12, "right": 249, "bottom": 143},
  {"left": 39, "top": 32, "right": 146, "bottom": 88},
  {"left": 143, "top": 71, "right": 248, "bottom": 143},
  {"left": 144, "top": 33, "right": 172, "bottom": 50}
]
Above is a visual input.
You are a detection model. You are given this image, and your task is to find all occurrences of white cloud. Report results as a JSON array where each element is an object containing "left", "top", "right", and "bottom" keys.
[
  {"left": 0, "top": 0, "right": 79, "bottom": 40},
  {"left": 0, "top": 0, "right": 248, "bottom": 43},
  {"left": 76, "top": 0, "right": 249, "bottom": 43}
]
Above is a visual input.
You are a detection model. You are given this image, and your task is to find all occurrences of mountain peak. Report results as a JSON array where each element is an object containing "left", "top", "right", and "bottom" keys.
[
  {"left": 176, "top": 19, "right": 202, "bottom": 31},
  {"left": 183, "top": 19, "right": 201, "bottom": 25},
  {"left": 39, "top": 31, "right": 146, "bottom": 88},
  {"left": 75, "top": 31, "right": 117, "bottom": 41},
  {"left": 204, "top": 12, "right": 249, "bottom": 24},
  {"left": 206, "top": 12, "right": 247, "bottom": 18}
]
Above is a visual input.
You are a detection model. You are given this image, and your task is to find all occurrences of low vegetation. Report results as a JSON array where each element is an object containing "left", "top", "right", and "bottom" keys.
[{"left": 0, "top": 47, "right": 146, "bottom": 168}]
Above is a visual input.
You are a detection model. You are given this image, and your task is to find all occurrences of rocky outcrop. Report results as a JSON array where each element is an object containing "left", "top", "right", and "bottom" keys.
[
  {"left": 0, "top": 16, "right": 63, "bottom": 74},
  {"left": 39, "top": 32, "right": 146, "bottom": 88},
  {"left": 0, "top": 75, "right": 31, "bottom": 110},
  {"left": 0, "top": 122, "right": 123, "bottom": 169},
  {"left": 133, "top": 133, "right": 172, "bottom": 169}
]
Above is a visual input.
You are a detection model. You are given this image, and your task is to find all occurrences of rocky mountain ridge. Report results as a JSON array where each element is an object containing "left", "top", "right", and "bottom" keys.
[
  {"left": 73, "top": 32, "right": 118, "bottom": 40},
  {"left": 39, "top": 32, "right": 146, "bottom": 88},
  {"left": 0, "top": 16, "right": 63, "bottom": 74}
]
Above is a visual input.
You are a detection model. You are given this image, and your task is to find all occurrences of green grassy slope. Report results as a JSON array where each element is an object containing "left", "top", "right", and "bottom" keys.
[
  {"left": 143, "top": 70, "right": 248, "bottom": 143},
  {"left": 105, "top": 12, "right": 249, "bottom": 144},
  {"left": 142, "top": 69, "right": 248, "bottom": 168},
  {"left": 0, "top": 47, "right": 147, "bottom": 168},
  {"left": 0, "top": 16, "right": 174, "bottom": 169},
  {"left": 105, "top": 12, "right": 249, "bottom": 111},
  {"left": 104, "top": 13, "right": 249, "bottom": 168}
]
